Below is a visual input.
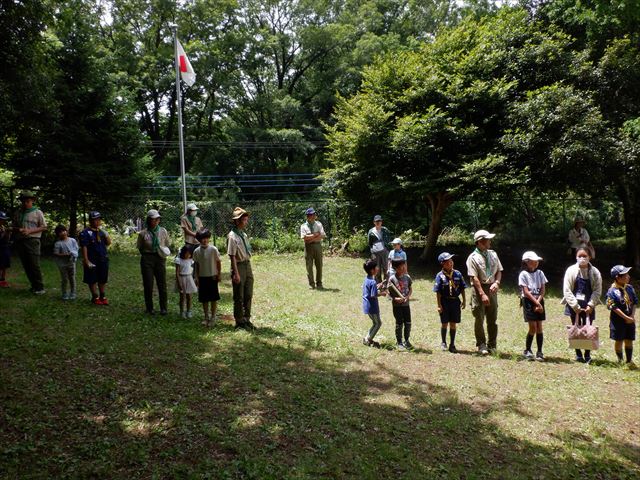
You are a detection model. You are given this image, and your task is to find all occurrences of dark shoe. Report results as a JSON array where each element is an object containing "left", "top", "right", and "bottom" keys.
[
  {"left": 371, "top": 341, "right": 381, "bottom": 348},
  {"left": 584, "top": 356, "right": 592, "bottom": 365},
  {"left": 317, "top": 284, "right": 324, "bottom": 290},
  {"left": 309, "top": 284, "right": 316, "bottom": 290},
  {"left": 575, "top": 356, "right": 585, "bottom": 363},
  {"left": 535, "top": 352, "right": 545, "bottom": 362},
  {"left": 448, "top": 344, "right": 458, "bottom": 354},
  {"left": 146, "top": 310, "right": 156, "bottom": 316},
  {"left": 404, "top": 341, "right": 413, "bottom": 350},
  {"left": 160, "top": 310, "right": 168, "bottom": 316}
]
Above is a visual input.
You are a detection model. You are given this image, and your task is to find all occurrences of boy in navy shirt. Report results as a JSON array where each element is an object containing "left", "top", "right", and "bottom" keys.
[
  {"left": 389, "top": 259, "right": 413, "bottom": 350},
  {"left": 79, "top": 211, "right": 111, "bottom": 304},
  {"left": 606, "top": 265, "right": 637, "bottom": 366},
  {"left": 433, "top": 252, "right": 466, "bottom": 353},
  {"left": 362, "top": 259, "right": 386, "bottom": 347}
]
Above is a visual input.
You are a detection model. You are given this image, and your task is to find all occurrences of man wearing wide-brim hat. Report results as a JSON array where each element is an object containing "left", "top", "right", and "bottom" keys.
[
  {"left": 13, "top": 191, "right": 47, "bottom": 294},
  {"left": 466, "top": 229, "right": 504, "bottom": 355},
  {"left": 300, "top": 207, "right": 327, "bottom": 289},
  {"left": 228, "top": 207, "right": 255, "bottom": 330}
]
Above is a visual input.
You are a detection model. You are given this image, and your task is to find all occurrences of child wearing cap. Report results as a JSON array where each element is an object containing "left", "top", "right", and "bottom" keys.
[
  {"left": 433, "top": 252, "right": 466, "bottom": 353},
  {"left": 388, "top": 259, "right": 413, "bottom": 350},
  {"left": 300, "top": 207, "right": 326, "bottom": 289},
  {"left": 193, "top": 229, "right": 221, "bottom": 327},
  {"left": 362, "top": 259, "right": 386, "bottom": 347},
  {"left": 53, "top": 225, "right": 79, "bottom": 300},
  {"left": 605, "top": 265, "right": 637, "bottom": 366},
  {"left": 519, "top": 251, "right": 548, "bottom": 361},
  {"left": 0, "top": 211, "right": 11, "bottom": 287},
  {"left": 387, "top": 238, "right": 407, "bottom": 279},
  {"left": 79, "top": 211, "right": 111, "bottom": 304}
]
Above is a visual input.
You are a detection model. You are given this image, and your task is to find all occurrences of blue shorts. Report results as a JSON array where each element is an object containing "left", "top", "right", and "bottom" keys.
[
  {"left": 439, "top": 298, "right": 462, "bottom": 323},
  {"left": 83, "top": 258, "right": 109, "bottom": 285},
  {"left": 0, "top": 245, "right": 10, "bottom": 269},
  {"left": 610, "top": 317, "right": 636, "bottom": 341}
]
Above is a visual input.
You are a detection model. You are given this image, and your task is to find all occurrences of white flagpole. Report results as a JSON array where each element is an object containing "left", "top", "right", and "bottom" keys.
[{"left": 172, "top": 26, "right": 188, "bottom": 213}]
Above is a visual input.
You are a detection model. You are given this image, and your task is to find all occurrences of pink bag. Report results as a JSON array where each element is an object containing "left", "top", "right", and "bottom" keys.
[{"left": 567, "top": 313, "right": 599, "bottom": 350}]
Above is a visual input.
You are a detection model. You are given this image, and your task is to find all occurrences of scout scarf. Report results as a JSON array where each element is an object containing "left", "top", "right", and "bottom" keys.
[
  {"left": 232, "top": 226, "right": 252, "bottom": 255},
  {"left": 187, "top": 214, "right": 197, "bottom": 232},
  {"left": 612, "top": 281, "right": 632, "bottom": 311},
  {"left": 20, "top": 206, "right": 38, "bottom": 227},
  {"left": 307, "top": 221, "right": 315, "bottom": 234},
  {"left": 443, "top": 269, "right": 455, "bottom": 296},
  {"left": 474, "top": 247, "right": 492, "bottom": 278},
  {"left": 91, "top": 227, "right": 102, "bottom": 243},
  {"left": 149, "top": 225, "right": 161, "bottom": 252}
]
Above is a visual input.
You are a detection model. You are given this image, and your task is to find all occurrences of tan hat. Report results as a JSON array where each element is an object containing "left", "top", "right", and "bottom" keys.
[
  {"left": 147, "top": 209, "right": 161, "bottom": 219},
  {"left": 232, "top": 207, "right": 250, "bottom": 220},
  {"left": 473, "top": 229, "right": 496, "bottom": 242},
  {"left": 18, "top": 190, "right": 37, "bottom": 200}
]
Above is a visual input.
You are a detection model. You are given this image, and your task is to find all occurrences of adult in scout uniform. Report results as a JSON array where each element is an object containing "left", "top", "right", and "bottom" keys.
[
  {"left": 13, "top": 191, "right": 47, "bottom": 294},
  {"left": 228, "top": 207, "right": 255, "bottom": 330},
  {"left": 567, "top": 216, "right": 594, "bottom": 259},
  {"left": 368, "top": 215, "right": 392, "bottom": 283},
  {"left": 180, "top": 203, "right": 204, "bottom": 252},
  {"left": 300, "top": 207, "right": 326, "bottom": 289},
  {"left": 466, "top": 229, "right": 504, "bottom": 355},
  {"left": 137, "top": 209, "right": 171, "bottom": 315}
]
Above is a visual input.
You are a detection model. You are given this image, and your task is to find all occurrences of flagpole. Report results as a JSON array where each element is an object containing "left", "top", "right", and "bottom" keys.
[{"left": 172, "top": 26, "right": 188, "bottom": 213}]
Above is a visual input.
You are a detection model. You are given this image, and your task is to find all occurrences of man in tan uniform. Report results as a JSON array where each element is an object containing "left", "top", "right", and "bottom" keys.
[
  {"left": 228, "top": 207, "right": 254, "bottom": 330},
  {"left": 13, "top": 191, "right": 47, "bottom": 294}
]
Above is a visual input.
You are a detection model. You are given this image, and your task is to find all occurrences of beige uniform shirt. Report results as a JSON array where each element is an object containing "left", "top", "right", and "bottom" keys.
[
  {"left": 300, "top": 221, "right": 326, "bottom": 242},
  {"left": 180, "top": 215, "right": 204, "bottom": 245},
  {"left": 137, "top": 227, "right": 170, "bottom": 253},
  {"left": 466, "top": 249, "right": 503, "bottom": 284},
  {"left": 193, "top": 245, "right": 221, "bottom": 277},
  {"left": 14, "top": 209, "right": 46, "bottom": 239},
  {"left": 227, "top": 229, "right": 251, "bottom": 262}
]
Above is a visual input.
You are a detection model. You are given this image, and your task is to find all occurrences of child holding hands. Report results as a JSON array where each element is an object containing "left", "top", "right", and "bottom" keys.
[{"left": 606, "top": 265, "right": 637, "bottom": 366}]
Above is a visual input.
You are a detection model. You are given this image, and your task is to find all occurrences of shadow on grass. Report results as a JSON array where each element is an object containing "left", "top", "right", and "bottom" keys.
[{"left": 2, "top": 317, "right": 639, "bottom": 479}]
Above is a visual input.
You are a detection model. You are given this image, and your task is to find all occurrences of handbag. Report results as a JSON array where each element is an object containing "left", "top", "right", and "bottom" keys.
[{"left": 567, "top": 313, "right": 599, "bottom": 350}]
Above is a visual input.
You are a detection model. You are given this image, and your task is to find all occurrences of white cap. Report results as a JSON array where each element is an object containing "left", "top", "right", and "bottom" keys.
[
  {"left": 147, "top": 209, "right": 161, "bottom": 219},
  {"left": 391, "top": 238, "right": 403, "bottom": 245},
  {"left": 187, "top": 203, "right": 198, "bottom": 211},
  {"left": 158, "top": 246, "right": 170, "bottom": 258},
  {"left": 522, "top": 251, "right": 543, "bottom": 261},
  {"left": 473, "top": 229, "right": 496, "bottom": 242}
]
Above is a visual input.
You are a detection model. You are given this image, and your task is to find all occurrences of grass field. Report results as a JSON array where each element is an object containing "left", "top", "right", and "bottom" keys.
[{"left": 1, "top": 252, "right": 639, "bottom": 479}]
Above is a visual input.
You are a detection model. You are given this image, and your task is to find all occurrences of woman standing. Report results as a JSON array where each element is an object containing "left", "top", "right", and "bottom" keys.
[
  {"left": 180, "top": 203, "right": 203, "bottom": 252},
  {"left": 562, "top": 247, "right": 602, "bottom": 364},
  {"left": 137, "top": 209, "right": 171, "bottom": 315}
]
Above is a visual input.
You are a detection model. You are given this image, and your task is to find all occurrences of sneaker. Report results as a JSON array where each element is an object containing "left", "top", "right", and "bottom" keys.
[
  {"left": 186, "top": 310, "right": 193, "bottom": 319},
  {"left": 523, "top": 350, "right": 534, "bottom": 361},
  {"left": 584, "top": 357, "right": 592, "bottom": 365},
  {"left": 92, "top": 297, "right": 101, "bottom": 305},
  {"left": 181, "top": 311, "right": 187, "bottom": 319},
  {"left": 363, "top": 336, "right": 372, "bottom": 346},
  {"left": 575, "top": 355, "right": 585, "bottom": 363},
  {"left": 371, "top": 341, "right": 381, "bottom": 348},
  {"left": 61, "top": 293, "right": 70, "bottom": 301},
  {"left": 0, "top": 280, "right": 9, "bottom": 288},
  {"left": 243, "top": 320, "right": 256, "bottom": 330},
  {"left": 478, "top": 345, "right": 489, "bottom": 355},
  {"left": 397, "top": 342, "right": 406, "bottom": 351},
  {"left": 440, "top": 342, "right": 447, "bottom": 351},
  {"left": 69, "top": 292, "right": 77, "bottom": 300},
  {"left": 535, "top": 352, "right": 545, "bottom": 362},
  {"left": 448, "top": 344, "right": 458, "bottom": 354},
  {"left": 33, "top": 289, "right": 46, "bottom": 295},
  {"left": 317, "top": 284, "right": 324, "bottom": 290},
  {"left": 626, "top": 361, "right": 637, "bottom": 370},
  {"left": 404, "top": 341, "right": 413, "bottom": 350},
  {"left": 308, "top": 284, "right": 316, "bottom": 290},
  {"left": 100, "top": 298, "right": 109, "bottom": 305}
]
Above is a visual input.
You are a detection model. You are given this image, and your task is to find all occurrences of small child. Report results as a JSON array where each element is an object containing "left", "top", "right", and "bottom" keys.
[
  {"left": 387, "top": 237, "right": 407, "bottom": 279},
  {"left": 193, "top": 229, "right": 221, "bottom": 327},
  {"left": 519, "top": 251, "right": 548, "bottom": 361},
  {"left": 174, "top": 246, "right": 198, "bottom": 319},
  {"left": 433, "top": 252, "right": 466, "bottom": 353},
  {"left": 0, "top": 211, "right": 11, "bottom": 287},
  {"left": 79, "top": 211, "right": 111, "bottom": 304},
  {"left": 605, "top": 265, "right": 637, "bottom": 366},
  {"left": 389, "top": 259, "right": 413, "bottom": 350},
  {"left": 362, "top": 259, "right": 386, "bottom": 347},
  {"left": 52, "top": 225, "right": 79, "bottom": 300}
]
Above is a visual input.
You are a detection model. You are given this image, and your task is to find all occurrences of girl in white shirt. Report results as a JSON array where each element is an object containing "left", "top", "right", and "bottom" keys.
[
  {"left": 519, "top": 251, "right": 548, "bottom": 361},
  {"left": 175, "top": 246, "right": 198, "bottom": 319}
]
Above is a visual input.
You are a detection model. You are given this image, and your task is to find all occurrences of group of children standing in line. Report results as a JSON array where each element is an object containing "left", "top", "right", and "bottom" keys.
[{"left": 361, "top": 240, "right": 637, "bottom": 366}]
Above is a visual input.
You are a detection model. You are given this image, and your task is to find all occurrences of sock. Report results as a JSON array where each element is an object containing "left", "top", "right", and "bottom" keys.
[
  {"left": 536, "top": 333, "right": 543, "bottom": 352},
  {"left": 450, "top": 329, "right": 457, "bottom": 346},
  {"left": 441, "top": 327, "right": 447, "bottom": 344},
  {"left": 616, "top": 350, "right": 623, "bottom": 361},
  {"left": 584, "top": 349, "right": 591, "bottom": 360},
  {"left": 625, "top": 347, "right": 633, "bottom": 363},
  {"left": 525, "top": 334, "right": 534, "bottom": 351}
]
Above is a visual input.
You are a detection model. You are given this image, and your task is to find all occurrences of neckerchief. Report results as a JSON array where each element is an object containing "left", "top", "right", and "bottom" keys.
[
  {"left": 91, "top": 227, "right": 102, "bottom": 243},
  {"left": 232, "top": 227, "right": 252, "bottom": 255},
  {"left": 474, "top": 247, "right": 491, "bottom": 278},
  {"left": 149, "top": 225, "right": 160, "bottom": 252},
  {"left": 187, "top": 215, "right": 197, "bottom": 232},
  {"left": 307, "top": 221, "right": 315, "bottom": 234},
  {"left": 613, "top": 281, "right": 631, "bottom": 310},
  {"left": 443, "top": 269, "right": 455, "bottom": 296},
  {"left": 20, "top": 206, "right": 38, "bottom": 227}
]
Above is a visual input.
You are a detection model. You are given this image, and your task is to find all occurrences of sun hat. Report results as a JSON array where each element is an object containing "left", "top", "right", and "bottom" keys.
[
  {"left": 610, "top": 265, "right": 631, "bottom": 278},
  {"left": 305, "top": 207, "right": 316, "bottom": 216},
  {"left": 158, "top": 246, "right": 171, "bottom": 258},
  {"left": 373, "top": 215, "right": 382, "bottom": 222},
  {"left": 89, "top": 211, "right": 101, "bottom": 220},
  {"left": 574, "top": 216, "right": 585, "bottom": 224},
  {"left": 147, "top": 209, "right": 161, "bottom": 219},
  {"left": 391, "top": 238, "right": 403, "bottom": 245},
  {"left": 232, "top": 207, "right": 250, "bottom": 220},
  {"left": 187, "top": 203, "right": 198, "bottom": 211},
  {"left": 18, "top": 190, "right": 37, "bottom": 200},
  {"left": 522, "top": 251, "right": 543, "bottom": 261},
  {"left": 437, "top": 252, "right": 455, "bottom": 263},
  {"left": 473, "top": 230, "right": 496, "bottom": 242}
]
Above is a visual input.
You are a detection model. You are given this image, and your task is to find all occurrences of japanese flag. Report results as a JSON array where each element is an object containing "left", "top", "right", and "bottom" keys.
[{"left": 177, "top": 39, "right": 196, "bottom": 86}]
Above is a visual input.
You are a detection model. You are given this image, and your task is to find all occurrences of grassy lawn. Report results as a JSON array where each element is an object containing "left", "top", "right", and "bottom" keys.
[{"left": 1, "top": 252, "right": 639, "bottom": 479}]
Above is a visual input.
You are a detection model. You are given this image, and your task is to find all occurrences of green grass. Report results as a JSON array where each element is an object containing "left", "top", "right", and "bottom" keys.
[{"left": 1, "top": 253, "right": 639, "bottom": 479}]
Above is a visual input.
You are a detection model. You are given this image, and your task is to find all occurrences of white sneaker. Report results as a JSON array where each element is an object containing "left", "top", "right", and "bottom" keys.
[
  {"left": 34, "top": 289, "right": 46, "bottom": 295},
  {"left": 69, "top": 292, "right": 77, "bottom": 300},
  {"left": 62, "top": 293, "right": 69, "bottom": 300},
  {"left": 180, "top": 311, "right": 187, "bottom": 319},
  {"left": 186, "top": 310, "right": 193, "bottom": 318},
  {"left": 478, "top": 345, "right": 489, "bottom": 355}
]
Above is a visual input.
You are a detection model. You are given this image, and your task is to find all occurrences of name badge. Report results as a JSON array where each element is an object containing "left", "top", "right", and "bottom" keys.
[{"left": 575, "top": 293, "right": 586, "bottom": 301}]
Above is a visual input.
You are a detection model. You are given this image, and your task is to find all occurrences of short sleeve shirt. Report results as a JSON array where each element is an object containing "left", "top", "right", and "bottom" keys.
[
  {"left": 568, "top": 228, "right": 590, "bottom": 249},
  {"left": 362, "top": 276, "right": 379, "bottom": 314},
  {"left": 193, "top": 245, "right": 221, "bottom": 277},
  {"left": 466, "top": 249, "right": 503, "bottom": 284},
  {"left": 181, "top": 215, "right": 204, "bottom": 245},
  {"left": 174, "top": 256, "right": 194, "bottom": 276},
  {"left": 606, "top": 284, "right": 638, "bottom": 317},
  {"left": 14, "top": 208, "right": 46, "bottom": 238},
  {"left": 300, "top": 221, "right": 326, "bottom": 241},
  {"left": 137, "top": 227, "right": 170, "bottom": 253},
  {"left": 79, "top": 228, "right": 108, "bottom": 260},
  {"left": 518, "top": 269, "right": 548, "bottom": 297},
  {"left": 433, "top": 269, "right": 467, "bottom": 298},
  {"left": 53, "top": 238, "right": 79, "bottom": 266},
  {"left": 227, "top": 230, "right": 251, "bottom": 262},
  {"left": 389, "top": 273, "right": 412, "bottom": 306}
]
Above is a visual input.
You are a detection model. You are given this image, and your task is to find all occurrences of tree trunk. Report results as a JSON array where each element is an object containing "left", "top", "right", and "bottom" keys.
[
  {"left": 620, "top": 183, "right": 640, "bottom": 270},
  {"left": 420, "top": 191, "right": 454, "bottom": 260},
  {"left": 68, "top": 192, "right": 78, "bottom": 238}
]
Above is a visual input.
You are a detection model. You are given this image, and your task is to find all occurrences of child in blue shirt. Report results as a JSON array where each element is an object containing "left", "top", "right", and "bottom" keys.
[
  {"left": 433, "top": 252, "right": 466, "bottom": 353},
  {"left": 362, "top": 259, "right": 386, "bottom": 347},
  {"left": 606, "top": 265, "right": 637, "bottom": 366},
  {"left": 79, "top": 211, "right": 111, "bottom": 305}
]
